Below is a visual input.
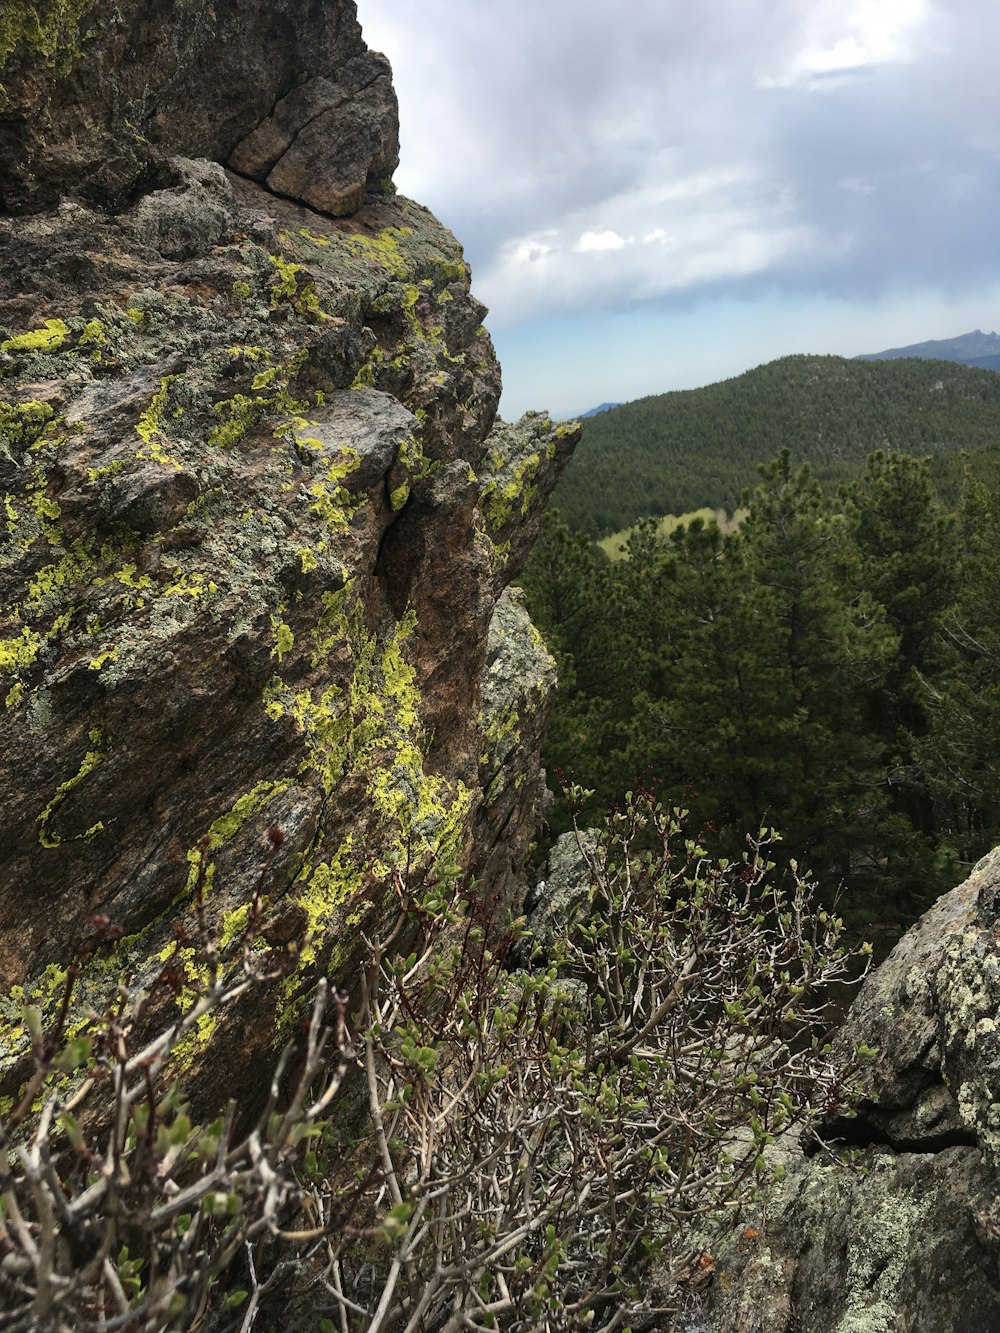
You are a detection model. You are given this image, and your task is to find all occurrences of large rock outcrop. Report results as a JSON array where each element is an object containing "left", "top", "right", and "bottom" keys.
[
  {"left": 700, "top": 849, "right": 1000, "bottom": 1333},
  {"left": 0, "top": 0, "right": 398, "bottom": 215},
  {"left": 0, "top": 2, "right": 579, "bottom": 1115}
]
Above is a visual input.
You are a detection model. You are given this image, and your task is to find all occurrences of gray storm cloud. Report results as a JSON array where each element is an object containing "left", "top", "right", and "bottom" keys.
[{"left": 361, "top": 0, "right": 1000, "bottom": 328}]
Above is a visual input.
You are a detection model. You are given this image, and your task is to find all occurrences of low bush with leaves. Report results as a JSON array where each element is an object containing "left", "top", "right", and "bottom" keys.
[{"left": 0, "top": 791, "right": 869, "bottom": 1331}]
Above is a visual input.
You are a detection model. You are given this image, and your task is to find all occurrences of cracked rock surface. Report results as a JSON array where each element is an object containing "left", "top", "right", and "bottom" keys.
[
  {"left": 698, "top": 849, "right": 1000, "bottom": 1333},
  {"left": 228, "top": 59, "right": 399, "bottom": 217},
  {"left": 0, "top": 1, "right": 580, "bottom": 1117},
  {"left": 1, "top": 0, "right": 399, "bottom": 216}
]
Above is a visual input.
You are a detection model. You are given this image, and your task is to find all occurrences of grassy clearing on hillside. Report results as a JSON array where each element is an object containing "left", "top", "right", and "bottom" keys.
[{"left": 597, "top": 507, "right": 746, "bottom": 559}]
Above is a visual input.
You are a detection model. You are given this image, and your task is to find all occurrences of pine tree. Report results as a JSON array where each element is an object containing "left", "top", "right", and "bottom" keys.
[
  {"left": 917, "top": 479, "right": 1000, "bottom": 870},
  {"left": 519, "top": 512, "right": 627, "bottom": 829},
  {"left": 840, "top": 451, "right": 962, "bottom": 901}
]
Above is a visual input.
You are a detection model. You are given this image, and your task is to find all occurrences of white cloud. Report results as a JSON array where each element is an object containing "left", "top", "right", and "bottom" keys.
[
  {"left": 852, "top": 0, "right": 929, "bottom": 61},
  {"left": 574, "top": 229, "right": 630, "bottom": 253},
  {"left": 758, "top": 0, "right": 930, "bottom": 89},
  {"left": 479, "top": 202, "right": 822, "bottom": 330},
  {"left": 768, "top": 0, "right": 933, "bottom": 88}
]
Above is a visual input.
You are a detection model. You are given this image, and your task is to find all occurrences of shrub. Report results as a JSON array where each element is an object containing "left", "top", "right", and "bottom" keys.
[{"left": 0, "top": 791, "right": 868, "bottom": 1330}]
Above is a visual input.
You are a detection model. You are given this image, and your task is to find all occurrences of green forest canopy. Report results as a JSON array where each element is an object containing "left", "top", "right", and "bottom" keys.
[
  {"left": 553, "top": 354, "right": 1000, "bottom": 536},
  {"left": 525, "top": 433, "right": 1000, "bottom": 949}
]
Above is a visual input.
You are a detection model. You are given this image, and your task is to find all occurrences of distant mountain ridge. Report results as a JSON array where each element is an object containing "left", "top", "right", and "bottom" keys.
[
  {"left": 858, "top": 328, "right": 1000, "bottom": 367},
  {"left": 576, "top": 402, "right": 621, "bottom": 419},
  {"left": 551, "top": 353, "right": 1000, "bottom": 536}
]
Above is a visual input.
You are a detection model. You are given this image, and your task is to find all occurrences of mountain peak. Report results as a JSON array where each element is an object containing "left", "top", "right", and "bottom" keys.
[{"left": 858, "top": 328, "right": 1000, "bottom": 365}]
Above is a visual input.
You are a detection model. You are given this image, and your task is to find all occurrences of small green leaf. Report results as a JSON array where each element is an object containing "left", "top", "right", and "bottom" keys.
[
  {"left": 55, "top": 1035, "right": 92, "bottom": 1073},
  {"left": 59, "top": 1112, "right": 83, "bottom": 1148},
  {"left": 381, "top": 1200, "right": 413, "bottom": 1242}
]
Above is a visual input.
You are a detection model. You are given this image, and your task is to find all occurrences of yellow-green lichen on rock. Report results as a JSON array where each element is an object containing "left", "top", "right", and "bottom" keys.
[
  {"left": 833, "top": 1163, "right": 935, "bottom": 1333},
  {"left": 2, "top": 318, "right": 70, "bottom": 353},
  {"left": 36, "top": 725, "right": 106, "bottom": 848},
  {"left": 0, "top": 0, "right": 93, "bottom": 108},
  {"left": 476, "top": 411, "right": 581, "bottom": 579},
  {"left": 933, "top": 856, "right": 1000, "bottom": 1163},
  {"left": 0, "top": 400, "right": 56, "bottom": 450},
  {"left": 0, "top": 6, "right": 572, "bottom": 1125}
]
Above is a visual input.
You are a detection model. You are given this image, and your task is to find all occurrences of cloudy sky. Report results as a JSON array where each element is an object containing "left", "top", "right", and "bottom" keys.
[{"left": 360, "top": 0, "right": 1000, "bottom": 418}]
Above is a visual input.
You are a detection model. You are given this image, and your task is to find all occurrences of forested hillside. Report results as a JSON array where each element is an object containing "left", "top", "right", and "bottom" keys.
[
  {"left": 553, "top": 354, "right": 1000, "bottom": 535},
  {"left": 523, "top": 450, "right": 1000, "bottom": 945}
]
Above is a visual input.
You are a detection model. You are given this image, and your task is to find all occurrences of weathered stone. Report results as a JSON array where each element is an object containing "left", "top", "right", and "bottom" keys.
[
  {"left": 228, "top": 77, "right": 348, "bottom": 180},
  {"left": 521, "top": 827, "right": 600, "bottom": 960},
  {"left": 0, "top": 0, "right": 399, "bottom": 216},
  {"left": 228, "top": 57, "right": 399, "bottom": 218},
  {"left": 698, "top": 847, "right": 1000, "bottom": 1332},
  {"left": 107, "top": 463, "right": 201, "bottom": 533},
  {"left": 0, "top": 9, "right": 570, "bottom": 1118},
  {"left": 120, "top": 157, "right": 237, "bottom": 260},
  {"left": 478, "top": 411, "right": 581, "bottom": 589},
  {"left": 869, "top": 1080, "right": 969, "bottom": 1151},
  {"left": 703, "top": 1146, "right": 1000, "bottom": 1333},
  {"left": 837, "top": 859, "right": 981, "bottom": 1117},
  {"left": 292, "top": 387, "right": 415, "bottom": 494},
  {"left": 474, "top": 586, "right": 559, "bottom": 921},
  {"left": 267, "top": 102, "right": 378, "bottom": 216}
]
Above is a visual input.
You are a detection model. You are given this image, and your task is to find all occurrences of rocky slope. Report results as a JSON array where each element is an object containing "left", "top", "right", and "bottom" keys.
[
  {"left": 699, "top": 848, "right": 1000, "bottom": 1333},
  {"left": 9, "top": 7, "right": 1000, "bottom": 1329},
  {"left": 0, "top": 0, "right": 578, "bottom": 1114}
]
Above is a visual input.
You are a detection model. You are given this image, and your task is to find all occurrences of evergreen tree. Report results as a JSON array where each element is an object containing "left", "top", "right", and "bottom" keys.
[
  {"left": 918, "top": 480, "right": 1000, "bottom": 870},
  {"left": 523, "top": 442, "right": 992, "bottom": 939},
  {"left": 841, "top": 451, "right": 962, "bottom": 888},
  {"left": 844, "top": 451, "right": 959, "bottom": 714},
  {"left": 742, "top": 454, "right": 891, "bottom": 863},
  {"left": 604, "top": 454, "right": 898, "bottom": 913},
  {"left": 519, "top": 513, "right": 627, "bottom": 828}
]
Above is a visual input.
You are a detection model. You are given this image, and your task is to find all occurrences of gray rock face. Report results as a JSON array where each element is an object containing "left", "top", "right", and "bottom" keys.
[
  {"left": 522, "top": 828, "right": 599, "bottom": 959},
  {"left": 474, "top": 587, "right": 558, "bottom": 922},
  {"left": 0, "top": 3, "right": 581, "bottom": 1117},
  {"left": 700, "top": 848, "right": 1000, "bottom": 1333},
  {"left": 229, "top": 58, "right": 399, "bottom": 217},
  {"left": 704, "top": 1146, "right": 1000, "bottom": 1333},
  {"left": 0, "top": 0, "right": 399, "bottom": 215},
  {"left": 120, "top": 158, "right": 238, "bottom": 260}
]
